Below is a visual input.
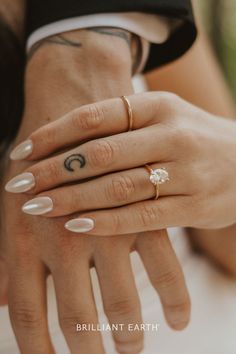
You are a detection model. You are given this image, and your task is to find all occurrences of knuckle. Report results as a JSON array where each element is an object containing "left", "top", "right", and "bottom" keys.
[
  {"left": 190, "top": 167, "right": 205, "bottom": 195},
  {"left": 153, "top": 269, "right": 183, "bottom": 290},
  {"left": 138, "top": 204, "right": 159, "bottom": 228},
  {"left": 164, "top": 297, "right": 191, "bottom": 316},
  {"left": 104, "top": 298, "right": 138, "bottom": 318},
  {"left": 109, "top": 213, "right": 123, "bottom": 235},
  {"left": 31, "top": 125, "right": 56, "bottom": 149},
  {"left": 59, "top": 310, "right": 93, "bottom": 333},
  {"left": 171, "top": 127, "right": 199, "bottom": 154},
  {"left": 62, "top": 190, "right": 81, "bottom": 215},
  {"left": 76, "top": 104, "right": 104, "bottom": 130},
  {"left": 43, "top": 159, "right": 61, "bottom": 181},
  {"left": 88, "top": 139, "right": 117, "bottom": 169},
  {"left": 155, "top": 92, "right": 181, "bottom": 112},
  {"left": 42, "top": 126, "right": 56, "bottom": 147},
  {"left": 10, "top": 303, "right": 43, "bottom": 330},
  {"left": 164, "top": 92, "right": 181, "bottom": 103},
  {"left": 107, "top": 175, "right": 135, "bottom": 203}
]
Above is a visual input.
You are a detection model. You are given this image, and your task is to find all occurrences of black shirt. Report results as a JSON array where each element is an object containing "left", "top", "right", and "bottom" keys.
[{"left": 26, "top": 0, "right": 197, "bottom": 72}]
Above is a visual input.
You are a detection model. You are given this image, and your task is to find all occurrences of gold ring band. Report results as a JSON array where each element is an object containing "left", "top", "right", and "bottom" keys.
[{"left": 121, "top": 95, "right": 134, "bottom": 131}]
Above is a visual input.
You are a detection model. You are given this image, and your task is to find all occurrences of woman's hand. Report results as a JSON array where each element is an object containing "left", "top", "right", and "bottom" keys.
[
  {"left": 8, "top": 92, "right": 236, "bottom": 234},
  {"left": 2, "top": 33, "right": 190, "bottom": 354}
]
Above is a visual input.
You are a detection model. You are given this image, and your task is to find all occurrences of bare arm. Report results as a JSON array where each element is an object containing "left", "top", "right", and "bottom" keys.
[
  {"left": 145, "top": 23, "right": 235, "bottom": 117},
  {"left": 0, "top": 0, "right": 25, "bottom": 39}
]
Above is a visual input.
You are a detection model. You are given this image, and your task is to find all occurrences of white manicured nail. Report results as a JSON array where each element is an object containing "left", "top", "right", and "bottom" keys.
[
  {"left": 65, "top": 218, "right": 94, "bottom": 233},
  {"left": 22, "top": 197, "right": 53, "bottom": 215},
  {"left": 5, "top": 173, "right": 35, "bottom": 193},
  {"left": 10, "top": 140, "right": 33, "bottom": 160}
]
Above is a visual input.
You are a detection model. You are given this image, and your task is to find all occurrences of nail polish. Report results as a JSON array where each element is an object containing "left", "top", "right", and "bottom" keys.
[
  {"left": 22, "top": 197, "right": 53, "bottom": 215},
  {"left": 10, "top": 139, "right": 33, "bottom": 160},
  {"left": 65, "top": 218, "right": 94, "bottom": 233},
  {"left": 5, "top": 172, "right": 35, "bottom": 193}
]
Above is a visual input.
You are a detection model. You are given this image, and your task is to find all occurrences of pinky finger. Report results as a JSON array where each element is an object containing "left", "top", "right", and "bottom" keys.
[{"left": 64, "top": 196, "right": 191, "bottom": 236}]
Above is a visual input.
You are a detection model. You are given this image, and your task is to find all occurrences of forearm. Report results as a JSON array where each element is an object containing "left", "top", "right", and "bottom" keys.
[
  {"left": 188, "top": 226, "right": 236, "bottom": 277},
  {"left": 0, "top": 0, "right": 25, "bottom": 39}
]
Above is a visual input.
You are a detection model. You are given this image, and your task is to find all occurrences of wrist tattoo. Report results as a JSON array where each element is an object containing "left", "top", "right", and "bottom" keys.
[
  {"left": 28, "top": 27, "right": 143, "bottom": 74},
  {"left": 64, "top": 154, "right": 86, "bottom": 172},
  {"left": 28, "top": 27, "right": 130, "bottom": 61},
  {"left": 28, "top": 34, "right": 82, "bottom": 60},
  {"left": 87, "top": 27, "right": 131, "bottom": 47}
]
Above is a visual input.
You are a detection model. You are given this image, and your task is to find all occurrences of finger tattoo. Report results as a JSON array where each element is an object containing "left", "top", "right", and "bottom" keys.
[{"left": 64, "top": 154, "right": 86, "bottom": 172}]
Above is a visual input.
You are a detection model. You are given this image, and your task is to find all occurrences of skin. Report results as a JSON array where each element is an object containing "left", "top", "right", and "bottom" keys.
[
  {"left": 1, "top": 30, "right": 190, "bottom": 354},
  {"left": 146, "top": 11, "right": 236, "bottom": 276},
  {"left": 0, "top": 0, "right": 25, "bottom": 39},
  {"left": 1, "top": 2, "right": 235, "bottom": 352},
  {"left": 11, "top": 91, "right": 236, "bottom": 232}
]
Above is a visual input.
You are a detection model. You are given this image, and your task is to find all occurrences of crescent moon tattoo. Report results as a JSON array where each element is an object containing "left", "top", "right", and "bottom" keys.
[{"left": 64, "top": 154, "right": 86, "bottom": 172}]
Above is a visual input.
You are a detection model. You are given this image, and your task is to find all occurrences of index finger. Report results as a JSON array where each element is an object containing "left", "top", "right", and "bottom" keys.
[{"left": 10, "top": 92, "right": 165, "bottom": 161}]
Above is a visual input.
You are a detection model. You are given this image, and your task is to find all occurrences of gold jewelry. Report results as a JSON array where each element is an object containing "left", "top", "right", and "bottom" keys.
[
  {"left": 121, "top": 95, "right": 134, "bottom": 131},
  {"left": 145, "top": 165, "right": 169, "bottom": 200}
]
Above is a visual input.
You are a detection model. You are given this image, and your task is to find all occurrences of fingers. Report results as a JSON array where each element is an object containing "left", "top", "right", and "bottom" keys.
[
  {"left": 136, "top": 230, "right": 191, "bottom": 330},
  {"left": 8, "top": 262, "right": 54, "bottom": 354},
  {"left": 21, "top": 163, "right": 181, "bottom": 217},
  {"left": 6, "top": 124, "right": 172, "bottom": 195},
  {"left": 10, "top": 92, "right": 169, "bottom": 161},
  {"left": 94, "top": 240, "right": 144, "bottom": 354},
  {"left": 64, "top": 196, "right": 191, "bottom": 235},
  {"left": 53, "top": 262, "right": 105, "bottom": 354}
]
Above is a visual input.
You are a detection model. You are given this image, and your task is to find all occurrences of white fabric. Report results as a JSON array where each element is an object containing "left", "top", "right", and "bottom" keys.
[
  {"left": 27, "top": 12, "right": 172, "bottom": 50},
  {"left": 26, "top": 12, "right": 174, "bottom": 73}
]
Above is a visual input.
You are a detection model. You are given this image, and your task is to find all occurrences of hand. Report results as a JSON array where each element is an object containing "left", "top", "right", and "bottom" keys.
[
  {"left": 2, "top": 32, "right": 190, "bottom": 354},
  {"left": 8, "top": 92, "right": 236, "bottom": 233}
]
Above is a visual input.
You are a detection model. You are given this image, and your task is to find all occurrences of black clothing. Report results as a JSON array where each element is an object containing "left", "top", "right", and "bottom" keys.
[{"left": 26, "top": 0, "right": 197, "bottom": 71}]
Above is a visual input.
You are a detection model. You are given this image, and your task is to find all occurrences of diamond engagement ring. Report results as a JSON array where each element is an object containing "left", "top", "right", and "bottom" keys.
[{"left": 145, "top": 165, "right": 170, "bottom": 200}]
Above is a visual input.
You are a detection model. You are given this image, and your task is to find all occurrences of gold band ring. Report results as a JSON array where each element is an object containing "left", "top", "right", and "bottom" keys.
[{"left": 121, "top": 95, "right": 134, "bottom": 131}]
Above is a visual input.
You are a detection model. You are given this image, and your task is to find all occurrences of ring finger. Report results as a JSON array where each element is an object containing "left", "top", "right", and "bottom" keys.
[
  {"left": 5, "top": 125, "right": 172, "bottom": 195},
  {"left": 21, "top": 163, "right": 185, "bottom": 217}
]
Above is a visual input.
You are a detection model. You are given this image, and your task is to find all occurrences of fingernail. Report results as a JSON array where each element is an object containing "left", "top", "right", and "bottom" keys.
[
  {"left": 10, "top": 139, "right": 33, "bottom": 160},
  {"left": 116, "top": 343, "right": 143, "bottom": 353},
  {"left": 5, "top": 172, "right": 35, "bottom": 193},
  {"left": 168, "top": 308, "right": 190, "bottom": 331},
  {"left": 65, "top": 218, "right": 94, "bottom": 233},
  {"left": 22, "top": 197, "right": 53, "bottom": 215}
]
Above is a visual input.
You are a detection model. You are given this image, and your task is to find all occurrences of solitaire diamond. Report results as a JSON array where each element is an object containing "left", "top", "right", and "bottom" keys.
[{"left": 150, "top": 168, "right": 169, "bottom": 185}]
